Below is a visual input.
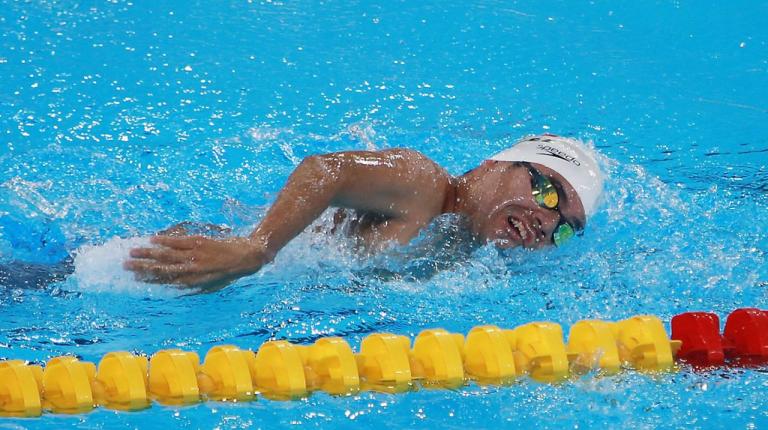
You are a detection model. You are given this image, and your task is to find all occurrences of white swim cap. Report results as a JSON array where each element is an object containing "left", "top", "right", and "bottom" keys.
[{"left": 489, "top": 134, "right": 604, "bottom": 216}]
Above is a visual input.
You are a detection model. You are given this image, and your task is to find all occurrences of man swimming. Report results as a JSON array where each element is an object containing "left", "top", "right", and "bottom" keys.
[{"left": 124, "top": 134, "right": 604, "bottom": 287}]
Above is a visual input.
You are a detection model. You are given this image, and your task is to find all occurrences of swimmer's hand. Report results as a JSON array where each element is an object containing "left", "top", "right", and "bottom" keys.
[{"left": 124, "top": 235, "right": 269, "bottom": 288}]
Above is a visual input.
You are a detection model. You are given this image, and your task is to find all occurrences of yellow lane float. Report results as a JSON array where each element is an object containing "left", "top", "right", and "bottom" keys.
[{"left": 0, "top": 314, "right": 690, "bottom": 417}]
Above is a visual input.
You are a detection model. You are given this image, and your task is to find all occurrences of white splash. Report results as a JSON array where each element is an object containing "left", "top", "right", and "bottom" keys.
[{"left": 71, "top": 236, "right": 183, "bottom": 297}]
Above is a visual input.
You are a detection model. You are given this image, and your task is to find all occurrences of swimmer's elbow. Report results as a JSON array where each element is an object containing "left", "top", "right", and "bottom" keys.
[
  {"left": 298, "top": 154, "right": 342, "bottom": 177},
  {"left": 295, "top": 154, "right": 346, "bottom": 192}
]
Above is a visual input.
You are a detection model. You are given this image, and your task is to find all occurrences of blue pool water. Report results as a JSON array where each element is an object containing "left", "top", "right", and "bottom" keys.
[{"left": 1, "top": 0, "right": 767, "bottom": 428}]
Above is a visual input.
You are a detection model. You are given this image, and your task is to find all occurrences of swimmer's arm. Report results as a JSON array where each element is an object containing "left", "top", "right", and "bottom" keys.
[
  {"left": 250, "top": 148, "right": 446, "bottom": 258},
  {"left": 126, "top": 149, "right": 447, "bottom": 287}
]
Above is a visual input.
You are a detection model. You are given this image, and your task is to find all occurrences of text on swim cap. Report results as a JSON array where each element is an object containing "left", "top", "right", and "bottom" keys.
[{"left": 536, "top": 144, "right": 581, "bottom": 166}]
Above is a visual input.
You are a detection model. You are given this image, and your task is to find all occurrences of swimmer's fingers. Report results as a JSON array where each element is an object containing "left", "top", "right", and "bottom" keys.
[
  {"left": 150, "top": 235, "right": 206, "bottom": 250},
  {"left": 129, "top": 247, "right": 190, "bottom": 264},
  {"left": 123, "top": 260, "right": 194, "bottom": 284},
  {"left": 123, "top": 259, "right": 189, "bottom": 275}
]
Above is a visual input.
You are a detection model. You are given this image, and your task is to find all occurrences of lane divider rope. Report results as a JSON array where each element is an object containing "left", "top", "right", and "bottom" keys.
[{"left": 0, "top": 308, "right": 766, "bottom": 417}]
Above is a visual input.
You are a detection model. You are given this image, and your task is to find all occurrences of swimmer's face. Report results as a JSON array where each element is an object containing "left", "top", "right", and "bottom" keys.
[{"left": 467, "top": 161, "right": 586, "bottom": 249}]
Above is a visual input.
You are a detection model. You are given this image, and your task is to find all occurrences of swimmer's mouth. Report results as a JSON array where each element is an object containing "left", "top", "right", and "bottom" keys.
[
  {"left": 506, "top": 215, "right": 544, "bottom": 248},
  {"left": 508, "top": 216, "right": 528, "bottom": 241}
]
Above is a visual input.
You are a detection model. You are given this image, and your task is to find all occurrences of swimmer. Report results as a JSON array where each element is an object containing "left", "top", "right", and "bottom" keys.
[{"left": 125, "top": 134, "right": 604, "bottom": 287}]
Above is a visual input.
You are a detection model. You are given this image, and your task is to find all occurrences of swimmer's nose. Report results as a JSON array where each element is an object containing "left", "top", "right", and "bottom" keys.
[{"left": 533, "top": 208, "right": 561, "bottom": 243}]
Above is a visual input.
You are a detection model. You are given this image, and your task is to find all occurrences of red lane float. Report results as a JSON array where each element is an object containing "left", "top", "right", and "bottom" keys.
[
  {"left": 671, "top": 312, "right": 726, "bottom": 367},
  {"left": 723, "top": 308, "right": 768, "bottom": 365},
  {"left": 671, "top": 308, "right": 768, "bottom": 367}
]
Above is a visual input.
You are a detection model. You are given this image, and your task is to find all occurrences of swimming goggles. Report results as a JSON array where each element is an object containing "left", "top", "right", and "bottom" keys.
[{"left": 526, "top": 163, "right": 581, "bottom": 246}]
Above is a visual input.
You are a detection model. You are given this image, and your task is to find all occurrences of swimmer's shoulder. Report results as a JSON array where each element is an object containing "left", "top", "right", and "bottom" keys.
[
  {"left": 377, "top": 148, "right": 452, "bottom": 221},
  {"left": 376, "top": 147, "right": 450, "bottom": 180}
]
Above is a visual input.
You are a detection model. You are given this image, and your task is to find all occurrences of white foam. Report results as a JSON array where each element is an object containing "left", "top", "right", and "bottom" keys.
[{"left": 71, "top": 236, "right": 183, "bottom": 297}]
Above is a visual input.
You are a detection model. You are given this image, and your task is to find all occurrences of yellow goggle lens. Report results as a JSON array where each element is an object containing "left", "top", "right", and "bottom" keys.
[{"left": 541, "top": 191, "right": 559, "bottom": 209}]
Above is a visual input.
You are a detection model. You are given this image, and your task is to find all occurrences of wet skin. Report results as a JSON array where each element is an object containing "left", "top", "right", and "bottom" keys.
[{"left": 125, "top": 149, "right": 586, "bottom": 288}]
